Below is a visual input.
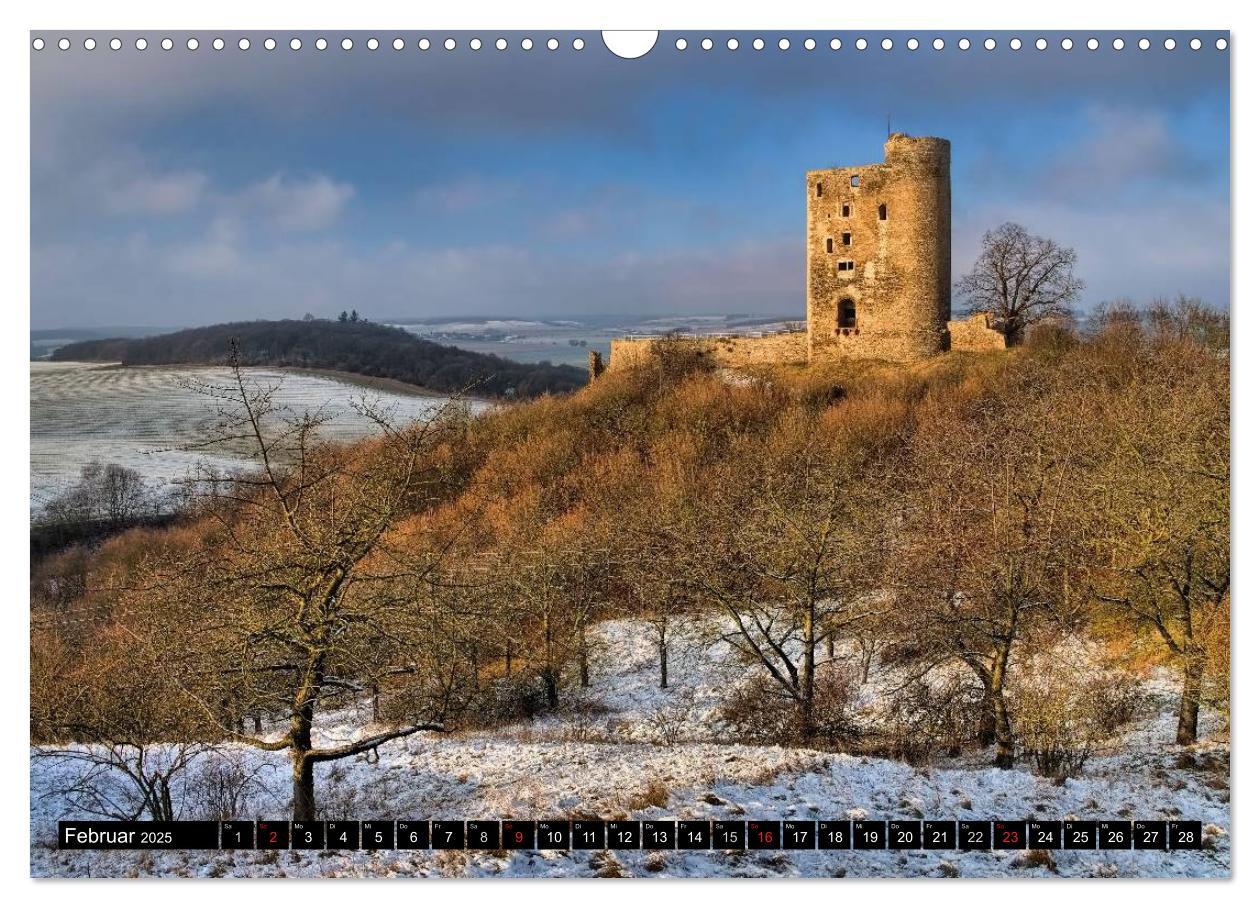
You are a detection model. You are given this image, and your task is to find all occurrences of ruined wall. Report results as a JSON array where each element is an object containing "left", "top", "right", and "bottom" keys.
[
  {"left": 806, "top": 134, "right": 951, "bottom": 362},
  {"left": 947, "top": 312, "right": 1008, "bottom": 352},
  {"left": 608, "top": 332, "right": 808, "bottom": 371}
]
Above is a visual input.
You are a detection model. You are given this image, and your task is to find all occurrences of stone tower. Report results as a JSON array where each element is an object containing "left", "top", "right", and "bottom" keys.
[{"left": 805, "top": 133, "right": 951, "bottom": 361}]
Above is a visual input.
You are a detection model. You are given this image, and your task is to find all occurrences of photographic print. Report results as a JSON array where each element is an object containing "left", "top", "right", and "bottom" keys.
[{"left": 28, "top": 28, "right": 1230, "bottom": 879}]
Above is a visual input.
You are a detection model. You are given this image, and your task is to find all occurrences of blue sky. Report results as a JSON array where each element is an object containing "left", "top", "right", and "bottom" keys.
[{"left": 30, "top": 31, "right": 1230, "bottom": 329}]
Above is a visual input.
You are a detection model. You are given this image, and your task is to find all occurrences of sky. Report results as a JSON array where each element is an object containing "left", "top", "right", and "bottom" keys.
[{"left": 30, "top": 30, "right": 1230, "bottom": 329}]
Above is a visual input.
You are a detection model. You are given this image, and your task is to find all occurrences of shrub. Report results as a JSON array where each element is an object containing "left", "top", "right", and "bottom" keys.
[
  {"left": 1009, "top": 664, "right": 1145, "bottom": 779},
  {"left": 717, "top": 666, "right": 861, "bottom": 748}
]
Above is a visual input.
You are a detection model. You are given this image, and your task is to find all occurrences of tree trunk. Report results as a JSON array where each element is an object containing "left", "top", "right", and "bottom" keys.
[
  {"left": 992, "top": 692, "right": 1015, "bottom": 769},
  {"left": 1177, "top": 645, "right": 1206, "bottom": 746},
  {"left": 504, "top": 643, "right": 513, "bottom": 676},
  {"left": 579, "top": 620, "right": 590, "bottom": 688},
  {"left": 658, "top": 626, "right": 669, "bottom": 689},
  {"left": 801, "top": 603, "right": 816, "bottom": 737},
  {"left": 371, "top": 683, "right": 380, "bottom": 721},
  {"left": 542, "top": 610, "right": 558, "bottom": 708},
  {"left": 253, "top": 714, "right": 263, "bottom": 734},
  {"left": 292, "top": 752, "right": 316, "bottom": 822},
  {"left": 989, "top": 645, "right": 1014, "bottom": 769}
]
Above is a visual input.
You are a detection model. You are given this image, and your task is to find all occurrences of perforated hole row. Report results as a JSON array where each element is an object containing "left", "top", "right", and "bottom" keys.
[{"left": 31, "top": 34, "right": 1229, "bottom": 53}]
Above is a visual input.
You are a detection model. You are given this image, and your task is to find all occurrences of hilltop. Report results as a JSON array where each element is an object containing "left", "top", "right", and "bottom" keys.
[{"left": 49, "top": 318, "right": 588, "bottom": 398}]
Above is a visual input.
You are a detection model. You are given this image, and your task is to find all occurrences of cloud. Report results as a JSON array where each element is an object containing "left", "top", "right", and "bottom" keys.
[
  {"left": 244, "top": 174, "right": 355, "bottom": 231},
  {"left": 1046, "top": 107, "right": 1211, "bottom": 195},
  {"left": 166, "top": 218, "right": 245, "bottom": 278},
  {"left": 103, "top": 168, "right": 208, "bottom": 216}
]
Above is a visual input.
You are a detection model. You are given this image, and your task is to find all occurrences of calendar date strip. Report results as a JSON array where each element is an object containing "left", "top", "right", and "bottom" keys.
[{"left": 58, "top": 819, "right": 1204, "bottom": 851}]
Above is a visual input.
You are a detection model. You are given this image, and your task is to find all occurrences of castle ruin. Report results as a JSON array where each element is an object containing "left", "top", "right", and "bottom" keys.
[{"left": 606, "top": 133, "right": 1005, "bottom": 374}]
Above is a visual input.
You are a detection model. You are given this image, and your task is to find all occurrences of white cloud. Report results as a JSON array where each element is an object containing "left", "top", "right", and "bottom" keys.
[
  {"left": 103, "top": 168, "right": 208, "bottom": 216},
  {"left": 245, "top": 174, "right": 355, "bottom": 231},
  {"left": 166, "top": 218, "right": 245, "bottom": 278}
]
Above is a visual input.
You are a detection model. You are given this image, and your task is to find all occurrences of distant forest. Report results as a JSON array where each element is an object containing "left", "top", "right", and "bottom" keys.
[{"left": 50, "top": 318, "right": 588, "bottom": 398}]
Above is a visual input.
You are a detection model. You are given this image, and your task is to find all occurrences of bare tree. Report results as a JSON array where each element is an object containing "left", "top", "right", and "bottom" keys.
[
  {"left": 674, "top": 423, "right": 886, "bottom": 739},
  {"left": 1079, "top": 321, "right": 1229, "bottom": 744},
  {"left": 120, "top": 353, "right": 477, "bottom": 820},
  {"left": 893, "top": 369, "right": 1084, "bottom": 768},
  {"left": 956, "top": 222, "right": 1084, "bottom": 343}
]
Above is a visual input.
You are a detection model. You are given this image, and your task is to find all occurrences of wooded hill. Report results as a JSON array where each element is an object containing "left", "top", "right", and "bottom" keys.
[
  {"left": 31, "top": 302, "right": 1228, "bottom": 821},
  {"left": 50, "top": 318, "right": 588, "bottom": 398}
]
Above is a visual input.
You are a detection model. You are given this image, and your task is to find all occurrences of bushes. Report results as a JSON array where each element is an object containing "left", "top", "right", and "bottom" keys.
[
  {"left": 717, "top": 667, "right": 862, "bottom": 749},
  {"left": 1009, "top": 662, "right": 1146, "bottom": 779}
]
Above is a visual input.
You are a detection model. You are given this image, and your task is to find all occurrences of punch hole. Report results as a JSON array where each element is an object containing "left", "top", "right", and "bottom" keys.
[
  {"left": 778, "top": 38, "right": 790, "bottom": 50},
  {"left": 395, "top": 38, "right": 406, "bottom": 51},
  {"left": 212, "top": 38, "right": 224, "bottom": 50},
  {"left": 754, "top": 38, "right": 765, "bottom": 51},
  {"left": 1190, "top": 38, "right": 1202, "bottom": 50},
  {"left": 84, "top": 38, "right": 96, "bottom": 50},
  {"left": 832, "top": 38, "right": 843, "bottom": 50},
  {"left": 161, "top": 38, "right": 173, "bottom": 51},
  {"left": 907, "top": 38, "right": 919, "bottom": 51},
  {"left": 237, "top": 38, "right": 248, "bottom": 50},
  {"left": 958, "top": 38, "right": 970, "bottom": 50},
  {"left": 521, "top": 38, "right": 533, "bottom": 50},
  {"left": 602, "top": 31, "right": 657, "bottom": 59},
  {"left": 470, "top": 38, "right": 482, "bottom": 51},
  {"left": 32, "top": 37, "right": 44, "bottom": 50},
  {"left": 112, "top": 38, "right": 123, "bottom": 50},
  {"left": 855, "top": 38, "right": 867, "bottom": 50},
  {"left": 702, "top": 38, "right": 714, "bottom": 51},
  {"left": 804, "top": 38, "right": 816, "bottom": 50},
  {"left": 1009, "top": 38, "right": 1021, "bottom": 51},
  {"left": 1216, "top": 38, "right": 1228, "bottom": 50},
  {"left": 932, "top": 38, "right": 944, "bottom": 50},
  {"left": 1036, "top": 38, "right": 1047, "bottom": 50},
  {"left": 263, "top": 38, "right": 276, "bottom": 51},
  {"left": 367, "top": 38, "right": 380, "bottom": 50},
  {"left": 290, "top": 38, "right": 301, "bottom": 51},
  {"left": 984, "top": 38, "right": 996, "bottom": 50},
  {"left": 547, "top": 38, "right": 559, "bottom": 50}
]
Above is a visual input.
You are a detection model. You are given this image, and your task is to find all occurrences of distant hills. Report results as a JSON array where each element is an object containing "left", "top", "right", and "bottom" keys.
[{"left": 50, "top": 319, "right": 588, "bottom": 398}]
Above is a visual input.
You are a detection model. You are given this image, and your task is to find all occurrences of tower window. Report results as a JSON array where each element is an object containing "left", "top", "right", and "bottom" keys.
[
  {"left": 842, "top": 232, "right": 852, "bottom": 246},
  {"left": 879, "top": 203, "right": 887, "bottom": 220},
  {"left": 816, "top": 182, "right": 823, "bottom": 197},
  {"left": 837, "top": 260, "right": 855, "bottom": 272},
  {"left": 826, "top": 237, "right": 834, "bottom": 253},
  {"left": 850, "top": 175, "right": 861, "bottom": 187},
  {"left": 842, "top": 204, "right": 850, "bottom": 217},
  {"left": 839, "top": 299, "right": 857, "bottom": 329}
]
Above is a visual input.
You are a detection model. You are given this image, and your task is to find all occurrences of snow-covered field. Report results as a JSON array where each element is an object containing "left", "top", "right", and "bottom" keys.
[
  {"left": 30, "top": 362, "right": 478, "bottom": 515},
  {"left": 29, "top": 619, "right": 1230, "bottom": 879}
]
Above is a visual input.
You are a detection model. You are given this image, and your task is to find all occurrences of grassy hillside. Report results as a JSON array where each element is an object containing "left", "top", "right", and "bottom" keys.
[
  {"left": 31, "top": 304, "right": 1229, "bottom": 831},
  {"left": 50, "top": 318, "right": 588, "bottom": 398}
]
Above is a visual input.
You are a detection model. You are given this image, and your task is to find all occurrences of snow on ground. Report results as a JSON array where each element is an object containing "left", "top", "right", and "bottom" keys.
[{"left": 30, "top": 618, "right": 1230, "bottom": 878}]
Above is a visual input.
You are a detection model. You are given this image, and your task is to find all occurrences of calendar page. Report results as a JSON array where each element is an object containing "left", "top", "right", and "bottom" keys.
[{"left": 28, "top": 26, "right": 1230, "bottom": 881}]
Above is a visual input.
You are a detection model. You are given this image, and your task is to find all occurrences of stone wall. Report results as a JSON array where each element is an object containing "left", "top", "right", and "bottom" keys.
[
  {"left": 947, "top": 312, "right": 1008, "bottom": 352},
  {"left": 608, "top": 332, "right": 808, "bottom": 371}
]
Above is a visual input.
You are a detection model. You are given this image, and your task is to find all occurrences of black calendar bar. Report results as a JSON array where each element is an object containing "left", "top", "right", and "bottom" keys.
[{"left": 56, "top": 819, "right": 1206, "bottom": 851}]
